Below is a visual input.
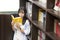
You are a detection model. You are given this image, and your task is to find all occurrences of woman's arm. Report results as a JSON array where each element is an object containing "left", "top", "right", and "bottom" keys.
[
  {"left": 11, "top": 21, "right": 17, "bottom": 31},
  {"left": 11, "top": 21, "right": 15, "bottom": 31},
  {"left": 15, "top": 20, "right": 30, "bottom": 35},
  {"left": 22, "top": 20, "right": 30, "bottom": 35}
]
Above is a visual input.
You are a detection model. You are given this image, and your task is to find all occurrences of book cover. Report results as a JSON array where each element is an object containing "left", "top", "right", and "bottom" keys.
[{"left": 11, "top": 15, "right": 22, "bottom": 24}]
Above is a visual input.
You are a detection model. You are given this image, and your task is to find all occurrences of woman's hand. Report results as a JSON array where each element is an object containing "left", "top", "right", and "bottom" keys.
[
  {"left": 11, "top": 20, "right": 15, "bottom": 26},
  {"left": 11, "top": 21, "right": 15, "bottom": 31},
  {"left": 15, "top": 22, "right": 22, "bottom": 29},
  {"left": 15, "top": 22, "right": 24, "bottom": 33},
  {"left": 16, "top": 22, "right": 24, "bottom": 33},
  {"left": 20, "top": 29, "right": 24, "bottom": 33}
]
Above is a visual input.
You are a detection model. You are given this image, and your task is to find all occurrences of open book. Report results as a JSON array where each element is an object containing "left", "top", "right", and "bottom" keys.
[{"left": 11, "top": 15, "right": 22, "bottom": 24}]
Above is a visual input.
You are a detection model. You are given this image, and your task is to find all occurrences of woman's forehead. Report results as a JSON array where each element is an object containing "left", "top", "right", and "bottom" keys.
[
  {"left": 19, "top": 10, "right": 24, "bottom": 13},
  {"left": 19, "top": 12, "right": 24, "bottom": 14}
]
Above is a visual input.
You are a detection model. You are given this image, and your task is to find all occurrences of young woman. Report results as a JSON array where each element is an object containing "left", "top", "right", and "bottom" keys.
[{"left": 11, "top": 8, "right": 30, "bottom": 40}]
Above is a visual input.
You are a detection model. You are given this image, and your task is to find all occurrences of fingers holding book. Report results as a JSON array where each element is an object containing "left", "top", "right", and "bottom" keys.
[{"left": 15, "top": 22, "right": 22, "bottom": 28}]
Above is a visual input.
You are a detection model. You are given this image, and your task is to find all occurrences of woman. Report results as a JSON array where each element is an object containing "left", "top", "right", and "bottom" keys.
[{"left": 11, "top": 8, "right": 30, "bottom": 40}]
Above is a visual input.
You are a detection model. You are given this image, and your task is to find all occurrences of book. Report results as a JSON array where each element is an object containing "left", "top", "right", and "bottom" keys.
[
  {"left": 54, "top": 0, "right": 60, "bottom": 11},
  {"left": 11, "top": 15, "right": 22, "bottom": 24},
  {"left": 54, "top": 20, "right": 60, "bottom": 37},
  {"left": 26, "top": 2, "right": 32, "bottom": 17},
  {"left": 38, "top": 9, "right": 46, "bottom": 40}
]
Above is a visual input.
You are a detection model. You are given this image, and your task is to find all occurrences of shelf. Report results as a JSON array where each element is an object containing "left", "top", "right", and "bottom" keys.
[
  {"left": 47, "top": 9, "right": 60, "bottom": 20},
  {"left": 49, "top": 32, "right": 60, "bottom": 40},
  {"left": 29, "top": 0, "right": 60, "bottom": 20},
  {"left": 27, "top": 16, "right": 60, "bottom": 40}
]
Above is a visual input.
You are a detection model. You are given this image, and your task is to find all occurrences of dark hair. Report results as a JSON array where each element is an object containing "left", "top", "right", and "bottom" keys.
[
  {"left": 18, "top": 7, "right": 27, "bottom": 24},
  {"left": 18, "top": 7, "right": 27, "bottom": 14}
]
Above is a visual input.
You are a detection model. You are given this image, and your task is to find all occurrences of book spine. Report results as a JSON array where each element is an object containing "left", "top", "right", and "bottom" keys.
[
  {"left": 26, "top": 2, "right": 32, "bottom": 17},
  {"left": 38, "top": 9, "right": 46, "bottom": 40},
  {"left": 54, "top": 20, "right": 60, "bottom": 37}
]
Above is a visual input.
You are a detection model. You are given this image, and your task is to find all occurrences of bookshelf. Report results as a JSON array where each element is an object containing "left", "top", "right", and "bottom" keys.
[
  {"left": 24, "top": 0, "right": 60, "bottom": 40},
  {"left": 29, "top": 0, "right": 60, "bottom": 20},
  {"left": 27, "top": 15, "right": 60, "bottom": 40}
]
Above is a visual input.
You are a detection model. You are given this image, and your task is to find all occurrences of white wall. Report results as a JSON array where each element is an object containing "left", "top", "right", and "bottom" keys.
[{"left": 0, "top": 0, "right": 19, "bottom": 12}]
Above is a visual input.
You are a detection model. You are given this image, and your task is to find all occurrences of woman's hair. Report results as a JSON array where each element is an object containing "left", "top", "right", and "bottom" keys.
[
  {"left": 18, "top": 7, "right": 27, "bottom": 14},
  {"left": 18, "top": 7, "right": 27, "bottom": 24}
]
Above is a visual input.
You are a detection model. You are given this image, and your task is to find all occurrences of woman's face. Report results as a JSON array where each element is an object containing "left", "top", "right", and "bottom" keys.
[{"left": 19, "top": 12, "right": 24, "bottom": 18}]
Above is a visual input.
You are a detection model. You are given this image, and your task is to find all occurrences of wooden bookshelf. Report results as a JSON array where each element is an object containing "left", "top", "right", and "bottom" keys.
[
  {"left": 25, "top": 0, "right": 60, "bottom": 40},
  {"left": 29, "top": 0, "right": 60, "bottom": 20},
  {"left": 27, "top": 14, "right": 60, "bottom": 40}
]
